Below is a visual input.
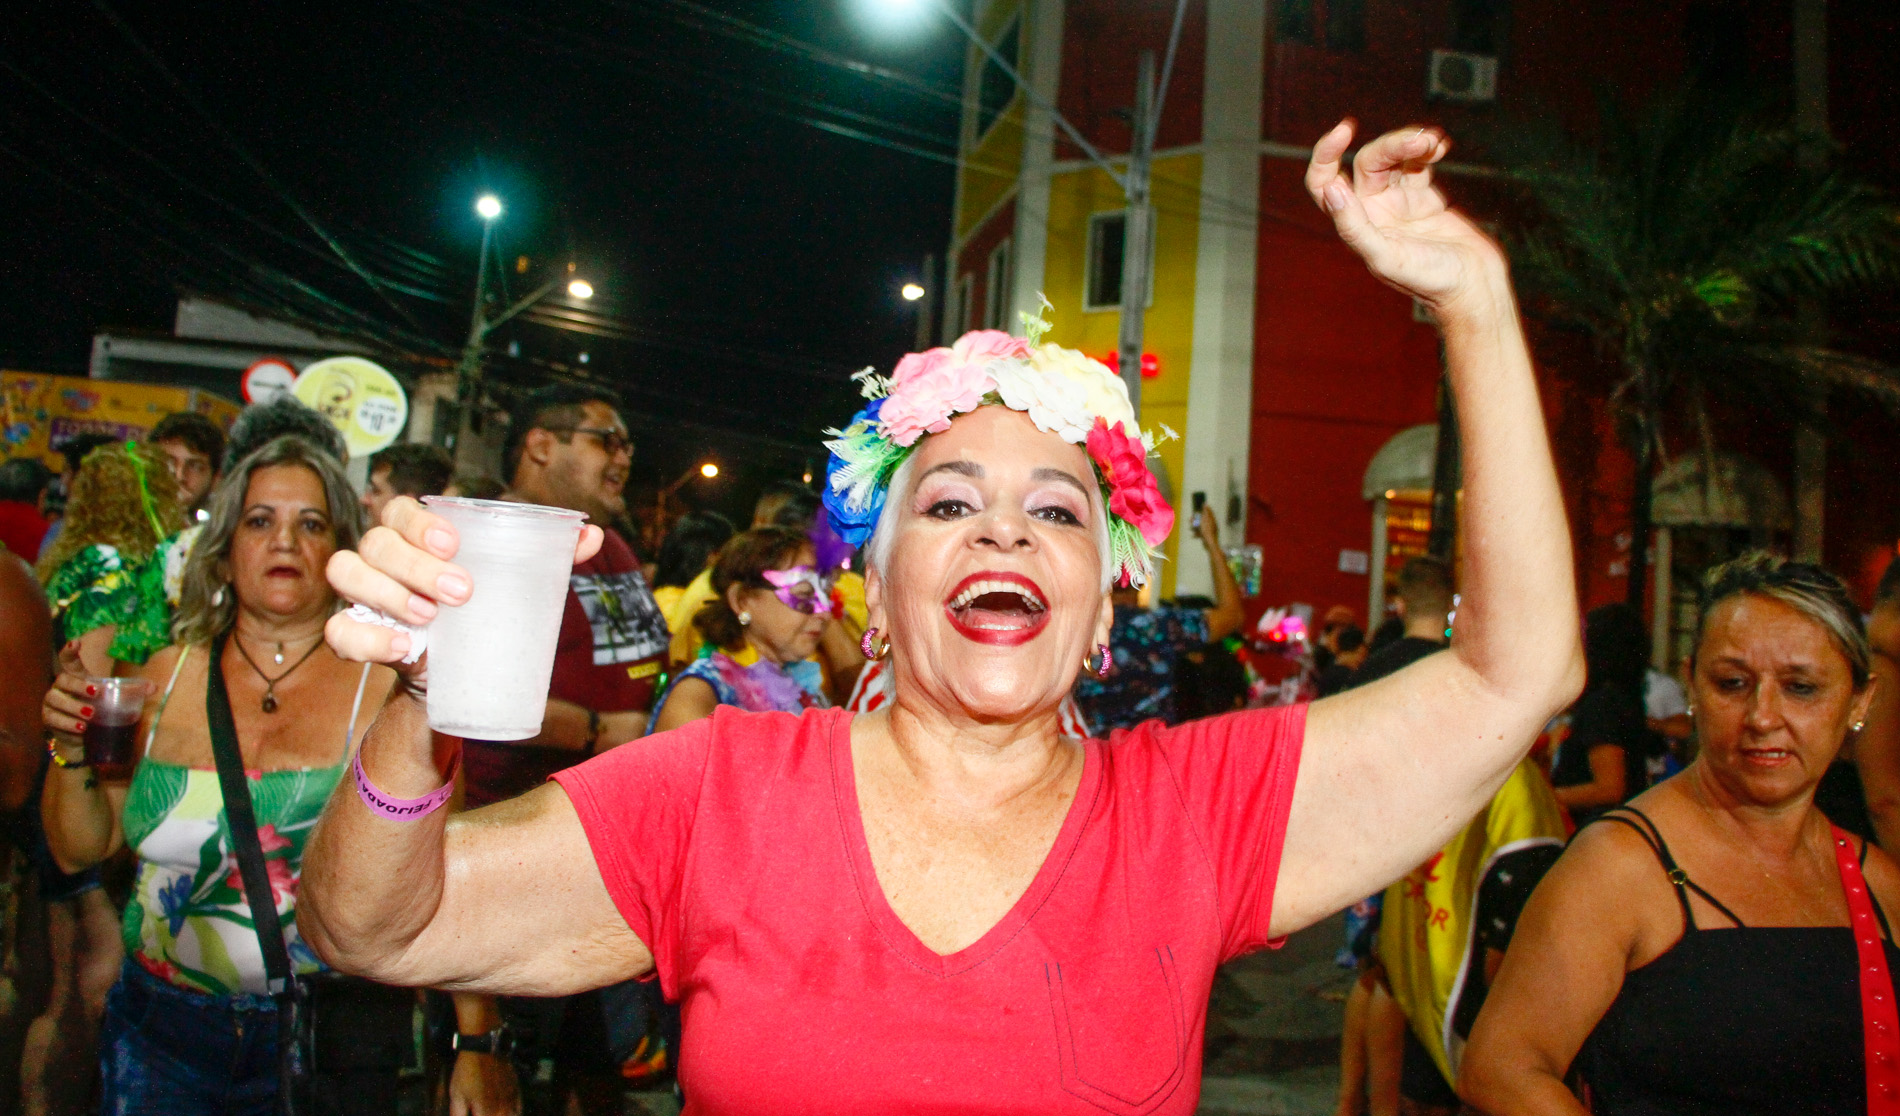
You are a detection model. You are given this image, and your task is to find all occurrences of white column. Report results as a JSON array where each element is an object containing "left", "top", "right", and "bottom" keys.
[
  {"left": 1010, "top": 0, "right": 1065, "bottom": 327},
  {"left": 1175, "top": 0, "right": 1264, "bottom": 597}
]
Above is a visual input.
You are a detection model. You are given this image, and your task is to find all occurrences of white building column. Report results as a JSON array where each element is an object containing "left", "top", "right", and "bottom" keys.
[
  {"left": 1010, "top": 0, "right": 1064, "bottom": 328},
  {"left": 1175, "top": 0, "right": 1264, "bottom": 597}
]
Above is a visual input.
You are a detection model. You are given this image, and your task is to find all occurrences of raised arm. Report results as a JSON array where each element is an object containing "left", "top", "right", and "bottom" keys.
[
  {"left": 1269, "top": 122, "right": 1584, "bottom": 935},
  {"left": 298, "top": 498, "right": 649, "bottom": 994}
]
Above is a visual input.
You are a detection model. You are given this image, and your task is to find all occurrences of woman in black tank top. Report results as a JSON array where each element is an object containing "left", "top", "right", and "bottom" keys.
[{"left": 1460, "top": 554, "right": 1889, "bottom": 1116}]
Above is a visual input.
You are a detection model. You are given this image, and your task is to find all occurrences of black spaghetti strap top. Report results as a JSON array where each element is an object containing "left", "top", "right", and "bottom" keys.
[{"left": 1578, "top": 806, "right": 1900, "bottom": 1116}]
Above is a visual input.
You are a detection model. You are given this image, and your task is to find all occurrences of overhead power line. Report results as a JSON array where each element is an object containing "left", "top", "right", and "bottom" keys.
[{"left": 88, "top": 0, "right": 434, "bottom": 335}]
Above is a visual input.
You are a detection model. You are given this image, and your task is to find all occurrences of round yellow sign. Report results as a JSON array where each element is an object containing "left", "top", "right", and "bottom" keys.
[{"left": 292, "top": 357, "right": 408, "bottom": 458}]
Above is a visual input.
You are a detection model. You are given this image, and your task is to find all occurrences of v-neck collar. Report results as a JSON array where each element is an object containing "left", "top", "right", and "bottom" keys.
[{"left": 828, "top": 711, "right": 1102, "bottom": 977}]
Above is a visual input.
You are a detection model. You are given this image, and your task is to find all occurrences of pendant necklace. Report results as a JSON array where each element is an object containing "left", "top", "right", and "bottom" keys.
[{"left": 232, "top": 634, "right": 324, "bottom": 713}]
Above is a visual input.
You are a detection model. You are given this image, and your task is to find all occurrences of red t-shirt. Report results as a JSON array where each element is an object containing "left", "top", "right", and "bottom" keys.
[
  {"left": 0, "top": 501, "right": 49, "bottom": 560},
  {"left": 464, "top": 528, "right": 670, "bottom": 807},
  {"left": 552, "top": 702, "right": 1306, "bottom": 1115}
]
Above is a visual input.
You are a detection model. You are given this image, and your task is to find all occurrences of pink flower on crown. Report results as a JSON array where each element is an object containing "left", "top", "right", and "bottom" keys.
[
  {"left": 1087, "top": 417, "right": 1175, "bottom": 548},
  {"left": 878, "top": 359, "right": 994, "bottom": 447},
  {"left": 949, "top": 329, "right": 1030, "bottom": 364}
]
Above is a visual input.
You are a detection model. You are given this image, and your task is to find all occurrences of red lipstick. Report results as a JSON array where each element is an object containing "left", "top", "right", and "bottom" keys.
[{"left": 943, "top": 571, "right": 1050, "bottom": 646}]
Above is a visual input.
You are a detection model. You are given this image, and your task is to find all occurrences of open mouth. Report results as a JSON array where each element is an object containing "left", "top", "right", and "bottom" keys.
[
  {"left": 1739, "top": 747, "right": 1796, "bottom": 766},
  {"left": 943, "top": 572, "right": 1049, "bottom": 646},
  {"left": 265, "top": 565, "right": 303, "bottom": 579}
]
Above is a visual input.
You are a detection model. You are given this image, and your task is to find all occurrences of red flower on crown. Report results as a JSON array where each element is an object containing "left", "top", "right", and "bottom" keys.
[{"left": 1086, "top": 418, "right": 1174, "bottom": 548}]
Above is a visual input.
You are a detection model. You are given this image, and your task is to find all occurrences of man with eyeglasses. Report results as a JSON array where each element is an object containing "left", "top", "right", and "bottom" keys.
[{"left": 436, "top": 383, "right": 670, "bottom": 1116}]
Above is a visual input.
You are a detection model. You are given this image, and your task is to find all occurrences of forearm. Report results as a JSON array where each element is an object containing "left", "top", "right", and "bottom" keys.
[
  {"left": 510, "top": 698, "right": 593, "bottom": 751},
  {"left": 1204, "top": 538, "right": 1245, "bottom": 641},
  {"left": 299, "top": 692, "right": 457, "bottom": 979},
  {"left": 1439, "top": 271, "right": 1584, "bottom": 713},
  {"left": 453, "top": 991, "right": 503, "bottom": 1034},
  {"left": 40, "top": 763, "right": 120, "bottom": 872},
  {"left": 1460, "top": 1068, "right": 1591, "bottom": 1116}
]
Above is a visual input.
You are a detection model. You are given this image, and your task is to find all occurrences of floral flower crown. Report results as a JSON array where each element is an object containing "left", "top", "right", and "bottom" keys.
[{"left": 822, "top": 300, "right": 1175, "bottom": 588}]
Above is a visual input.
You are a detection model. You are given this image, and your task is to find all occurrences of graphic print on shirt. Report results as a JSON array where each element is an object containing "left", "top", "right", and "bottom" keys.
[{"left": 572, "top": 568, "right": 670, "bottom": 666}]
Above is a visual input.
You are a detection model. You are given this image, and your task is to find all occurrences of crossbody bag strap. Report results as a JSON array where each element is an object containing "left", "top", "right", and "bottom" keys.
[
  {"left": 205, "top": 631, "right": 296, "bottom": 997},
  {"left": 1831, "top": 823, "right": 1900, "bottom": 1115}
]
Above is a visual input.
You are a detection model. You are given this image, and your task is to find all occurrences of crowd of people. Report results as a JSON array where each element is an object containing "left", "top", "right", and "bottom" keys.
[{"left": 0, "top": 120, "right": 1896, "bottom": 1116}]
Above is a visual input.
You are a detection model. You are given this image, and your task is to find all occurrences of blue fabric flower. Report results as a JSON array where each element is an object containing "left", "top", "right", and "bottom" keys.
[
  {"left": 823, "top": 399, "right": 892, "bottom": 547},
  {"left": 158, "top": 873, "right": 194, "bottom": 936}
]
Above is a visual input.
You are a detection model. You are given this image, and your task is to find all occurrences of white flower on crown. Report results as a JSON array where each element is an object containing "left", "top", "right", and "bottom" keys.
[{"left": 988, "top": 345, "right": 1138, "bottom": 446}]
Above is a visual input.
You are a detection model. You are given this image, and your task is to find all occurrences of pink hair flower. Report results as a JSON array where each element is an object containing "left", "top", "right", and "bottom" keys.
[
  {"left": 1087, "top": 418, "right": 1175, "bottom": 547},
  {"left": 877, "top": 360, "right": 995, "bottom": 447}
]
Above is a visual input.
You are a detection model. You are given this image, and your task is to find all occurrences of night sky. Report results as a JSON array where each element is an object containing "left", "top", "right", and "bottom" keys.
[{"left": 0, "top": 1, "right": 963, "bottom": 512}]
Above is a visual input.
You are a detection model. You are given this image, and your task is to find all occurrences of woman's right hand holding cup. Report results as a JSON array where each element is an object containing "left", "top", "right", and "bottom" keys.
[{"left": 324, "top": 496, "right": 605, "bottom": 677}]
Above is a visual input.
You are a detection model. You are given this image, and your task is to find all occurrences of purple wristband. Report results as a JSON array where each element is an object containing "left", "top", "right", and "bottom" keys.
[{"left": 353, "top": 747, "right": 460, "bottom": 821}]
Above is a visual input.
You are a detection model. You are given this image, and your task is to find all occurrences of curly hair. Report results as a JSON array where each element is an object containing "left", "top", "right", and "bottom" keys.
[
  {"left": 693, "top": 527, "right": 812, "bottom": 652},
  {"left": 174, "top": 435, "right": 363, "bottom": 645},
  {"left": 35, "top": 442, "right": 186, "bottom": 585},
  {"left": 223, "top": 397, "right": 347, "bottom": 471},
  {"left": 1696, "top": 551, "right": 1871, "bottom": 689}
]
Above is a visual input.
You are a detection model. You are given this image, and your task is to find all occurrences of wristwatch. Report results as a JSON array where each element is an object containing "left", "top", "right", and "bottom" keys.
[{"left": 452, "top": 1025, "right": 514, "bottom": 1057}]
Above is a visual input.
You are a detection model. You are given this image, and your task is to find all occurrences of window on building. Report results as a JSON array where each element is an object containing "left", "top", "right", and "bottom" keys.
[
  {"left": 1275, "top": 0, "right": 1315, "bottom": 44},
  {"left": 1086, "top": 213, "right": 1126, "bottom": 310},
  {"left": 1449, "top": 0, "right": 1508, "bottom": 55},
  {"left": 1084, "top": 211, "right": 1156, "bottom": 312},
  {"left": 1326, "top": 0, "right": 1366, "bottom": 51},
  {"left": 985, "top": 239, "right": 1013, "bottom": 330},
  {"left": 976, "top": 17, "right": 1022, "bottom": 139}
]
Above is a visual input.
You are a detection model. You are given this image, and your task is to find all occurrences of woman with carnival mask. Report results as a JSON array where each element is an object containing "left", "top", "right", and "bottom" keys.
[
  {"left": 301, "top": 123, "right": 1585, "bottom": 1114},
  {"left": 648, "top": 527, "right": 835, "bottom": 731}
]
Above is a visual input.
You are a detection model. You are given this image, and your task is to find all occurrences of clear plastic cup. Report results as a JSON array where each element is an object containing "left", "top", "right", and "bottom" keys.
[
  {"left": 83, "top": 677, "right": 151, "bottom": 781},
  {"left": 420, "top": 496, "right": 587, "bottom": 740}
]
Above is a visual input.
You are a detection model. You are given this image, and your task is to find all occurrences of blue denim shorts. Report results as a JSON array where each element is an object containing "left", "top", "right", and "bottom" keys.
[{"left": 100, "top": 960, "right": 280, "bottom": 1116}]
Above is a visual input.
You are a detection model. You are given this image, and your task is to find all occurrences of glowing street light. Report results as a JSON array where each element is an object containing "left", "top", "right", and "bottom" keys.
[
  {"left": 901, "top": 283, "right": 926, "bottom": 301},
  {"left": 475, "top": 194, "right": 503, "bottom": 221},
  {"left": 567, "top": 278, "right": 594, "bottom": 300},
  {"left": 700, "top": 462, "right": 720, "bottom": 479}
]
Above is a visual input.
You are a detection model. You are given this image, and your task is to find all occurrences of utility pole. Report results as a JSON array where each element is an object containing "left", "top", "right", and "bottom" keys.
[
  {"left": 916, "top": 252, "right": 937, "bottom": 351},
  {"left": 449, "top": 209, "right": 497, "bottom": 467},
  {"left": 1117, "top": 52, "right": 1158, "bottom": 412}
]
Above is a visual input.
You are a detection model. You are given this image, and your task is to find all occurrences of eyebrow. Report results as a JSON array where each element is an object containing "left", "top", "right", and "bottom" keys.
[
  {"left": 1032, "top": 467, "right": 1092, "bottom": 496},
  {"left": 917, "top": 461, "right": 984, "bottom": 483}
]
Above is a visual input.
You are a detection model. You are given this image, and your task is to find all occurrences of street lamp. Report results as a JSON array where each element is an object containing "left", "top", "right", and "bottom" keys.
[
  {"left": 450, "top": 190, "right": 600, "bottom": 464},
  {"left": 901, "top": 283, "right": 925, "bottom": 302},
  {"left": 700, "top": 462, "right": 720, "bottom": 479}
]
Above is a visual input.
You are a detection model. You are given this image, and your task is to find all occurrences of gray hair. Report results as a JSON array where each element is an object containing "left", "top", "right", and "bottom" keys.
[
  {"left": 862, "top": 450, "right": 1115, "bottom": 592},
  {"left": 174, "top": 435, "right": 364, "bottom": 645},
  {"left": 1696, "top": 551, "right": 1872, "bottom": 689}
]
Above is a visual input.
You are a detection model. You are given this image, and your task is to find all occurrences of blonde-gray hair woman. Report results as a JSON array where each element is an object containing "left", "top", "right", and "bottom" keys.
[{"left": 39, "top": 434, "right": 412, "bottom": 1114}]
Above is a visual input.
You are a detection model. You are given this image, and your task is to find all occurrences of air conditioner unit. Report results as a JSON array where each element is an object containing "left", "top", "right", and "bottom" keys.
[{"left": 1428, "top": 49, "right": 1499, "bottom": 103}]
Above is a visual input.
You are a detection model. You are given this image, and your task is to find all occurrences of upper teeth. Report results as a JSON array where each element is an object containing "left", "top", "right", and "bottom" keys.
[{"left": 950, "top": 579, "right": 1045, "bottom": 610}]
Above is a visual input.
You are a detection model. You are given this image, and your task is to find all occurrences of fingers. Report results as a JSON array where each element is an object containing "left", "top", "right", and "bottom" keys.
[
  {"left": 44, "top": 673, "right": 94, "bottom": 735},
  {"left": 337, "top": 529, "right": 467, "bottom": 623},
  {"left": 1353, "top": 125, "right": 1448, "bottom": 193},
  {"left": 1304, "top": 120, "right": 1356, "bottom": 207},
  {"left": 325, "top": 608, "right": 418, "bottom": 667},
  {"left": 383, "top": 496, "right": 461, "bottom": 562},
  {"left": 57, "top": 639, "right": 86, "bottom": 677},
  {"left": 1316, "top": 166, "right": 1398, "bottom": 273},
  {"left": 576, "top": 524, "right": 604, "bottom": 565}
]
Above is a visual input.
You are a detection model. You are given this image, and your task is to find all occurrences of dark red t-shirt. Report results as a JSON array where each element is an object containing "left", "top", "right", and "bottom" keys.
[
  {"left": 464, "top": 528, "right": 669, "bottom": 807},
  {"left": 552, "top": 702, "right": 1306, "bottom": 1115},
  {"left": 0, "top": 501, "right": 49, "bottom": 561}
]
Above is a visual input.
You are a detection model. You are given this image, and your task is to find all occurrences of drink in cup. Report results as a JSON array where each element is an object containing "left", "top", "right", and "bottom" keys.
[
  {"left": 83, "top": 677, "right": 151, "bottom": 781},
  {"left": 420, "top": 496, "right": 586, "bottom": 740}
]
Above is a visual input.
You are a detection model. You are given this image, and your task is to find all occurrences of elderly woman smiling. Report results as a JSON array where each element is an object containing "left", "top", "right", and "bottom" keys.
[{"left": 300, "top": 122, "right": 1584, "bottom": 1114}]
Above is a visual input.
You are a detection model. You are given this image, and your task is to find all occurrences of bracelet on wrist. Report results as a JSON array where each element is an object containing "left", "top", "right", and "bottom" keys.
[
  {"left": 45, "top": 734, "right": 88, "bottom": 769},
  {"left": 353, "top": 746, "right": 461, "bottom": 821}
]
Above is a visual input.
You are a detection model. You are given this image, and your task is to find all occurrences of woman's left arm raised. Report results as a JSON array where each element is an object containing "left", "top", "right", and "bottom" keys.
[{"left": 1269, "top": 122, "right": 1584, "bottom": 937}]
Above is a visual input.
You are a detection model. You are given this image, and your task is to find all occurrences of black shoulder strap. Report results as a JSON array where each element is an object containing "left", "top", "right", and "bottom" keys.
[
  {"left": 1592, "top": 808, "right": 1700, "bottom": 932},
  {"left": 205, "top": 633, "right": 296, "bottom": 997}
]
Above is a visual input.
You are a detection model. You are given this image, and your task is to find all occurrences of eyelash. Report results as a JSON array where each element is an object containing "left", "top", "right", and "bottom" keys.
[{"left": 1032, "top": 504, "right": 1081, "bottom": 526}]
